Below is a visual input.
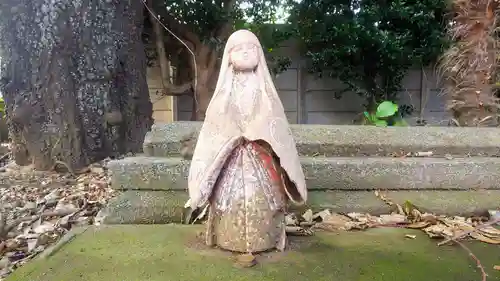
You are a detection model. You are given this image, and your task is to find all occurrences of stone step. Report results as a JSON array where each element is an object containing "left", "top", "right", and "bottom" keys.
[
  {"left": 99, "top": 189, "right": 500, "bottom": 224},
  {"left": 143, "top": 122, "right": 500, "bottom": 157},
  {"left": 107, "top": 156, "right": 500, "bottom": 191}
]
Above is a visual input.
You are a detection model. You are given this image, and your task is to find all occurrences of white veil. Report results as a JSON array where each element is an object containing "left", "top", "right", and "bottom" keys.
[{"left": 187, "top": 29, "right": 307, "bottom": 209}]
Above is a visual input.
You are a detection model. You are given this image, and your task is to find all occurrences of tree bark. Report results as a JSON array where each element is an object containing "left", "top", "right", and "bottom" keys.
[
  {"left": 192, "top": 36, "right": 225, "bottom": 121},
  {"left": 441, "top": 0, "right": 499, "bottom": 126},
  {"left": 0, "top": 0, "right": 153, "bottom": 170}
]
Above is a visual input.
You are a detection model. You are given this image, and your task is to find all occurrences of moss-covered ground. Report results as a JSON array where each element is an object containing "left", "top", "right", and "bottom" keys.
[{"left": 6, "top": 225, "right": 500, "bottom": 281}]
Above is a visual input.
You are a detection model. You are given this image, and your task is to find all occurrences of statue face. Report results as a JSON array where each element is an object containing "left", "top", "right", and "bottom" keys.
[{"left": 229, "top": 43, "right": 259, "bottom": 71}]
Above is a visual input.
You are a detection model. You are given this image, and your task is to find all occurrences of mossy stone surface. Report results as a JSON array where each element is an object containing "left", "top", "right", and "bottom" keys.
[{"left": 7, "top": 225, "right": 500, "bottom": 281}]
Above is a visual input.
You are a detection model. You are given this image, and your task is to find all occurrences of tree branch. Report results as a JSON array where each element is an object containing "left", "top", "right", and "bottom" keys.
[
  {"left": 149, "top": 5, "right": 171, "bottom": 88},
  {"left": 156, "top": 82, "right": 194, "bottom": 97},
  {"left": 160, "top": 12, "right": 201, "bottom": 48},
  {"left": 147, "top": 0, "right": 194, "bottom": 101}
]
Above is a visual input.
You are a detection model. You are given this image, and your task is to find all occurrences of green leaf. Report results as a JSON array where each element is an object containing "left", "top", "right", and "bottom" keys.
[
  {"left": 374, "top": 119, "right": 388, "bottom": 127},
  {"left": 376, "top": 101, "right": 398, "bottom": 118}
]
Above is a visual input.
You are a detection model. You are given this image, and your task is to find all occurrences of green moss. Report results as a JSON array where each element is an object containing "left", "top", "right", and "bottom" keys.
[{"left": 7, "top": 225, "right": 500, "bottom": 281}]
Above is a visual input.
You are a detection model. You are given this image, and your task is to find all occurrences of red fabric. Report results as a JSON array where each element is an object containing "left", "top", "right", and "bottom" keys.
[{"left": 248, "top": 141, "right": 281, "bottom": 183}]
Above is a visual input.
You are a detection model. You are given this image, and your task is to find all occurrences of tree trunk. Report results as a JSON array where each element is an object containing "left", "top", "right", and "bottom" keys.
[
  {"left": 194, "top": 67, "right": 216, "bottom": 120},
  {"left": 441, "top": 0, "right": 499, "bottom": 126},
  {"left": 0, "top": 0, "right": 153, "bottom": 170},
  {"left": 193, "top": 46, "right": 218, "bottom": 120}
]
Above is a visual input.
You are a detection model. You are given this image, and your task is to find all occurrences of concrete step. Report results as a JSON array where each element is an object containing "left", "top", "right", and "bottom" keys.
[
  {"left": 143, "top": 122, "right": 500, "bottom": 157},
  {"left": 99, "top": 189, "right": 500, "bottom": 224},
  {"left": 104, "top": 155, "right": 500, "bottom": 224},
  {"left": 107, "top": 156, "right": 500, "bottom": 191}
]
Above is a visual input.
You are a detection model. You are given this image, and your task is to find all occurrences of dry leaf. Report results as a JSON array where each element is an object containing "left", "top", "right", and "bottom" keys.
[
  {"left": 0, "top": 156, "right": 115, "bottom": 281},
  {"left": 469, "top": 232, "right": 500, "bottom": 244},
  {"left": 424, "top": 224, "right": 454, "bottom": 238},
  {"left": 347, "top": 212, "right": 377, "bottom": 223},
  {"left": 0, "top": 257, "right": 9, "bottom": 270},
  {"left": 493, "top": 265, "right": 500, "bottom": 271},
  {"left": 344, "top": 221, "right": 369, "bottom": 230},
  {"left": 26, "top": 239, "right": 38, "bottom": 252},
  {"left": 406, "top": 221, "right": 431, "bottom": 229},
  {"left": 478, "top": 226, "right": 500, "bottom": 237},
  {"left": 33, "top": 222, "right": 55, "bottom": 234},
  {"left": 312, "top": 209, "right": 331, "bottom": 221},
  {"left": 405, "top": 234, "right": 417, "bottom": 239},
  {"left": 421, "top": 213, "right": 439, "bottom": 224},
  {"left": 380, "top": 214, "right": 406, "bottom": 225},
  {"left": 302, "top": 209, "right": 313, "bottom": 223},
  {"left": 286, "top": 226, "right": 313, "bottom": 236},
  {"left": 285, "top": 214, "right": 298, "bottom": 226},
  {"left": 314, "top": 213, "right": 352, "bottom": 231}
]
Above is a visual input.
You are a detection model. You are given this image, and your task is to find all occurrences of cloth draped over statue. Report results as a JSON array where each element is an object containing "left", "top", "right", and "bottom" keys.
[{"left": 187, "top": 29, "right": 307, "bottom": 253}]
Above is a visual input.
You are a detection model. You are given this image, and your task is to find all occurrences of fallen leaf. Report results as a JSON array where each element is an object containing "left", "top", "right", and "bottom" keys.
[
  {"left": 406, "top": 221, "right": 432, "bottom": 229},
  {"left": 312, "top": 209, "right": 331, "bottom": 221},
  {"left": 344, "top": 221, "right": 369, "bottom": 230},
  {"left": 33, "top": 222, "right": 55, "bottom": 234},
  {"left": 0, "top": 257, "right": 9, "bottom": 270},
  {"left": 313, "top": 213, "right": 353, "bottom": 231},
  {"left": 424, "top": 224, "right": 454, "bottom": 238},
  {"left": 380, "top": 214, "right": 406, "bottom": 225},
  {"left": 494, "top": 265, "right": 500, "bottom": 271},
  {"left": 470, "top": 232, "right": 500, "bottom": 244},
  {"left": 285, "top": 214, "right": 298, "bottom": 226},
  {"left": 302, "top": 209, "right": 313, "bottom": 223},
  {"left": 90, "top": 166, "right": 104, "bottom": 174},
  {"left": 0, "top": 156, "right": 116, "bottom": 281},
  {"left": 478, "top": 226, "right": 500, "bottom": 237},
  {"left": 421, "top": 213, "right": 439, "bottom": 224},
  {"left": 286, "top": 226, "right": 313, "bottom": 236},
  {"left": 57, "top": 214, "right": 74, "bottom": 228},
  {"left": 405, "top": 234, "right": 417, "bottom": 239},
  {"left": 26, "top": 238, "right": 38, "bottom": 252},
  {"left": 346, "top": 212, "right": 378, "bottom": 224}
]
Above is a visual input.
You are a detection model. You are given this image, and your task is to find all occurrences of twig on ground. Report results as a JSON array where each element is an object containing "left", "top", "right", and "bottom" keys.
[{"left": 453, "top": 239, "right": 488, "bottom": 281}]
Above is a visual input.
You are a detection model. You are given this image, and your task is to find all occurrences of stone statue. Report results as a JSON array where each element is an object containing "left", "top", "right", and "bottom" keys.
[{"left": 187, "top": 29, "right": 307, "bottom": 254}]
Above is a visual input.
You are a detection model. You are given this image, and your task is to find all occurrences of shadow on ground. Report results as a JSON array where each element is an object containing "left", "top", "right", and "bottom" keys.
[{"left": 6, "top": 225, "right": 500, "bottom": 281}]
